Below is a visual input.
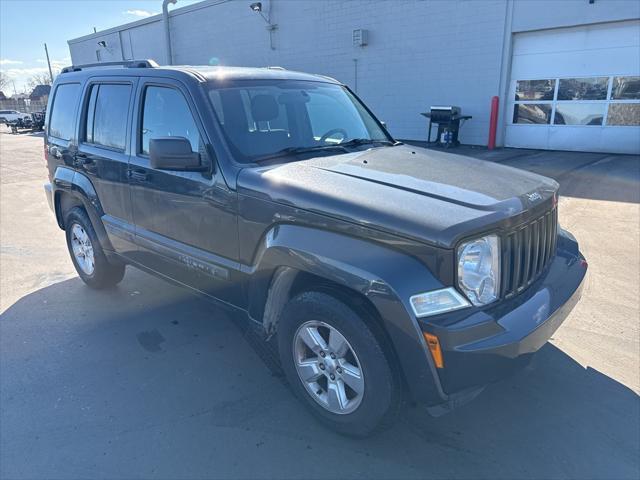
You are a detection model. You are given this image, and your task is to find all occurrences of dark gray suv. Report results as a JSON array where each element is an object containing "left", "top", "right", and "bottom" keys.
[{"left": 43, "top": 60, "right": 587, "bottom": 436}]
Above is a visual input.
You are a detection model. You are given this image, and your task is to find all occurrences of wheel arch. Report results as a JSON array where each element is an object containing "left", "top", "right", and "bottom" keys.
[
  {"left": 289, "top": 270, "right": 409, "bottom": 391},
  {"left": 52, "top": 166, "right": 113, "bottom": 252},
  {"left": 247, "top": 224, "right": 449, "bottom": 405}
]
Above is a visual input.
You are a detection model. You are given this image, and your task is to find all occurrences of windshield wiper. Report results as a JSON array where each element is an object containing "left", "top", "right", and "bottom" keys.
[
  {"left": 253, "top": 138, "right": 398, "bottom": 164},
  {"left": 254, "top": 144, "right": 348, "bottom": 163},
  {"left": 338, "top": 138, "right": 396, "bottom": 148}
]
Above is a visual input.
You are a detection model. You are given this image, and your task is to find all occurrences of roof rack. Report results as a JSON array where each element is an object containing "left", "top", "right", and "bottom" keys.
[{"left": 61, "top": 59, "right": 159, "bottom": 74}]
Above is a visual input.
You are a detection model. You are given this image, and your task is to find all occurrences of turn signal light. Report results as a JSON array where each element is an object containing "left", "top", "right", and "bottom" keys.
[{"left": 423, "top": 332, "right": 444, "bottom": 369}]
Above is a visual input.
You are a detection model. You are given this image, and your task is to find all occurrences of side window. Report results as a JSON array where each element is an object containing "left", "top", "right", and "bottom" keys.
[
  {"left": 49, "top": 83, "right": 81, "bottom": 140},
  {"left": 141, "top": 86, "right": 200, "bottom": 155},
  {"left": 84, "top": 83, "right": 131, "bottom": 150}
]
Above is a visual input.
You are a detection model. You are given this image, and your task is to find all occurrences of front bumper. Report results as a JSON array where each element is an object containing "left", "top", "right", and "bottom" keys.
[{"left": 421, "top": 230, "right": 587, "bottom": 396}]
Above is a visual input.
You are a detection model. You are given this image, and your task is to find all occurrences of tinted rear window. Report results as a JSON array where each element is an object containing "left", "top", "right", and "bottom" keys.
[
  {"left": 49, "top": 83, "right": 81, "bottom": 140},
  {"left": 85, "top": 83, "right": 131, "bottom": 150}
]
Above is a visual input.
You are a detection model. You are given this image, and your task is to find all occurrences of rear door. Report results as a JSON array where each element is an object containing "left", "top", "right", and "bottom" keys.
[{"left": 74, "top": 77, "right": 138, "bottom": 256}]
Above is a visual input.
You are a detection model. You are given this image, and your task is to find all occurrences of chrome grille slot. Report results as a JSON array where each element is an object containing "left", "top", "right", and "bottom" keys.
[{"left": 502, "top": 207, "right": 558, "bottom": 298}]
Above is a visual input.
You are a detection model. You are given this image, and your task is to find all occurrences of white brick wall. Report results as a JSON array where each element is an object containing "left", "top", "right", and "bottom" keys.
[
  {"left": 170, "top": 0, "right": 508, "bottom": 145},
  {"left": 68, "top": 0, "right": 508, "bottom": 145}
]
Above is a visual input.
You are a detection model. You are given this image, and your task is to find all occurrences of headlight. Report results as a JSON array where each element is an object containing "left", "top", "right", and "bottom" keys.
[{"left": 457, "top": 234, "right": 501, "bottom": 306}]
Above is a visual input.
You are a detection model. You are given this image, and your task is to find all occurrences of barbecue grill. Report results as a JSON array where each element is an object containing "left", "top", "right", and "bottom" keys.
[{"left": 420, "top": 106, "right": 472, "bottom": 147}]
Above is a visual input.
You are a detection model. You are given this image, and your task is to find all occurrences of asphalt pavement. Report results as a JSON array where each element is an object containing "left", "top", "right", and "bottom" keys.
[{"left": 1, "top": 130, "right": 639, "bottom": 479}]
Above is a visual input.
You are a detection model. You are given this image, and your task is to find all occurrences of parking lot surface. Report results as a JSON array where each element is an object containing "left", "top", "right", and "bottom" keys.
[{"left": 1, "top": 130, "right": 639, "bottom": 479}]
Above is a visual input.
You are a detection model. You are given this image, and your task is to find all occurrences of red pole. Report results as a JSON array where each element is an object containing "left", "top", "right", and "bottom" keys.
[{"left": 488, "top": 96, "right": 499, "bottom": 150}]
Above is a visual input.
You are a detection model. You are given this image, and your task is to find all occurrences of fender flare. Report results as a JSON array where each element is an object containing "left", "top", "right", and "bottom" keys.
[
  {"left": 247, "top": 224, "right": 449, "bottom": 405},
  {"left": 52, "top": 166, "right": 113, "bottom": 252}
]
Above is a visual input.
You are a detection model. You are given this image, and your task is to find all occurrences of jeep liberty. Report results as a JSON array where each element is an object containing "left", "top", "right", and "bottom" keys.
[{"left": 43, "top": 60, "right": 587, "bottom": 436}]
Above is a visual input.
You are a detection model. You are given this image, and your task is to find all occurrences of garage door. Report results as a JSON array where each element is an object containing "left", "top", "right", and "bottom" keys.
[{"left": 505, "top": 20, "right": 640, "bottom": 154}]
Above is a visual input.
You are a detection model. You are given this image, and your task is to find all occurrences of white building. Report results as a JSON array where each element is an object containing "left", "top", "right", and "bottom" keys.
[{"left": 68, "top": 0, "right": 640, "bottom": 154}]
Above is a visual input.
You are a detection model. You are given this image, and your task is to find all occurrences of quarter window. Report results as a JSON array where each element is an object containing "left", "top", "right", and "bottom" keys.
[
  {"left": 49, "top": 83, "right": 81, "bottom": 140},
  {"left": 141, "top": 86, "right": 200, "bottom": 155},
  {"left": 84, "top": 84, "right": 131, "bottom": 150}
]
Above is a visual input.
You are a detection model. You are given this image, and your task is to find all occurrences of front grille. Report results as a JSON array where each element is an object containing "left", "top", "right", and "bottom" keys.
[{"left": 501, "top": 207, "right": 558, "bottom": 298}]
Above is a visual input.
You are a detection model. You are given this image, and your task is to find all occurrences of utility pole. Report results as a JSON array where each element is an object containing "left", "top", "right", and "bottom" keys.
[{"left": 44, "top": 43, "right": 54, "bottom": 84}]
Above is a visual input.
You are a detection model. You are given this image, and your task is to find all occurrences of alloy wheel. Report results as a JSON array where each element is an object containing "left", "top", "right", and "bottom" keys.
[
  {"left": 70, "top": 223, "right": 95, "bottom": 275},
  {"left": 293, "top": 320, "right": 365, "bottom": 414}
]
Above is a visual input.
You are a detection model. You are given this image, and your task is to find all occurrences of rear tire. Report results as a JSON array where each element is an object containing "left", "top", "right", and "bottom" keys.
[
  {"left": 64, "top": 207, "right": 125, "bottom": 289},
  {"left": 277, "top": 291, "right": 401, "bottom": 436}
]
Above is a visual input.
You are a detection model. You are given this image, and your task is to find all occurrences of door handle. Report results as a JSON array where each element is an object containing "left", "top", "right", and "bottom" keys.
[
  {"left": 128, "top": 168, "right": 148, "bottom": 182},
  {"left": 75, "top": 153, "right": 93, "bottom": 165}
]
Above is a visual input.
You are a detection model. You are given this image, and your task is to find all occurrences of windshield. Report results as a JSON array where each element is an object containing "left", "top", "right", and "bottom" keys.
[{"left": 207, "top": 80, "right": 391, "bottom": 163}]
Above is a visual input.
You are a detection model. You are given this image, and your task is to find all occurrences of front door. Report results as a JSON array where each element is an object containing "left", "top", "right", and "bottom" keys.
[{"left": 127, "top": 78, "right": 241, "bottom": 304}]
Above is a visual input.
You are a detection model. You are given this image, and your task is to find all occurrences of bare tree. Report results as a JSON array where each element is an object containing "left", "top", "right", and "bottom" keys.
[
  {"left": 0, "top": 71, "right": 8, "bottom": 91},
  {"left": 25, "top": 70, "right": 59, "bottom": 92}
]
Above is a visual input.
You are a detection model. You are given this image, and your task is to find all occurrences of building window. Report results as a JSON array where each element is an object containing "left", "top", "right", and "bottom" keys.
[
  {"left": 607, "top": 104, "right": 640, "bottom": 126},
  {"left": 611, "top": 76, "right": 640, "bottom": 100},
  {"left": 513, "top": 75, "right": 640, "bottom": 127},
  {"left": 554, "top": 103, "right": 604, "bottom": 125},
  {"left": 515, "top": 80, "right": 555, "bottom": 101},
  {"left": 513, "top": 103, "right": 552, "bottom": 124},
  {"left": 557, "top": 77, "right": 608, "bottom": 101}
]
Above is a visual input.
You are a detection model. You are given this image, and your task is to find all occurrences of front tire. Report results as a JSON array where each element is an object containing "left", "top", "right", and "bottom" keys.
[
  {"left": 278, "top": 291, "right": 401, "bottom": 436},
  {"left": 64, "top": 207, "right": 125, "bottom": 289}
]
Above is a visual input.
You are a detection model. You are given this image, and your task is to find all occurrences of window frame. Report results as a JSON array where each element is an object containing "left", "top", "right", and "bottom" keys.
[{"left": 80, "top": 80, "right": 134, "bottom": 153}]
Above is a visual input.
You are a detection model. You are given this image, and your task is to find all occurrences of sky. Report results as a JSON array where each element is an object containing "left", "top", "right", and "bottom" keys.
[{"left": 0, "top": 0, "right": 202, "bottom": 95}]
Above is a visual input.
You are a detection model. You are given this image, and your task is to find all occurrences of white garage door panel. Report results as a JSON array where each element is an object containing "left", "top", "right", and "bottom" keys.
[
  {"left": 506, "top": 20, "right": 640, "bottom": 154},
  {"left": 510, "top": 46, "right": 639, "bottom": 80},
  {"left": 504, "top": 126, "right": 549, "bottom": 150},
  {"left": 512, "top": 21, "right": 640, "bottom": 56},
  {"left": 600, "top": 127, "right": 640, "bottom": 154}
]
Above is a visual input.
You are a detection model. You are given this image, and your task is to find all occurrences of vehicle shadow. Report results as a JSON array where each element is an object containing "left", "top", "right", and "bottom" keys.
[{"left": 1, "top": 271, "right": 639, "bottom": 479}]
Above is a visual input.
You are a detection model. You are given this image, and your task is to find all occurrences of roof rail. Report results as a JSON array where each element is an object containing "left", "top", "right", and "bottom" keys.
[
  {"left": 265, "top": 66, "right": 286, "bottom": 70},
  {"left": 61, "top": 59, "right": 159, "bottom": 74}
]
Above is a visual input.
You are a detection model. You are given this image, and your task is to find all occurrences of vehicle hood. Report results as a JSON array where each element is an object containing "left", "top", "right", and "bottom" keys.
[{"left": 237, "top": 145, "right": 558, "bottom": 248}]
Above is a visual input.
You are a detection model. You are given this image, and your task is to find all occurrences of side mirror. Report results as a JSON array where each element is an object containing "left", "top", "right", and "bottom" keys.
[{"left": 149, "top": 137, "right": 204, "bottom": 171}]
